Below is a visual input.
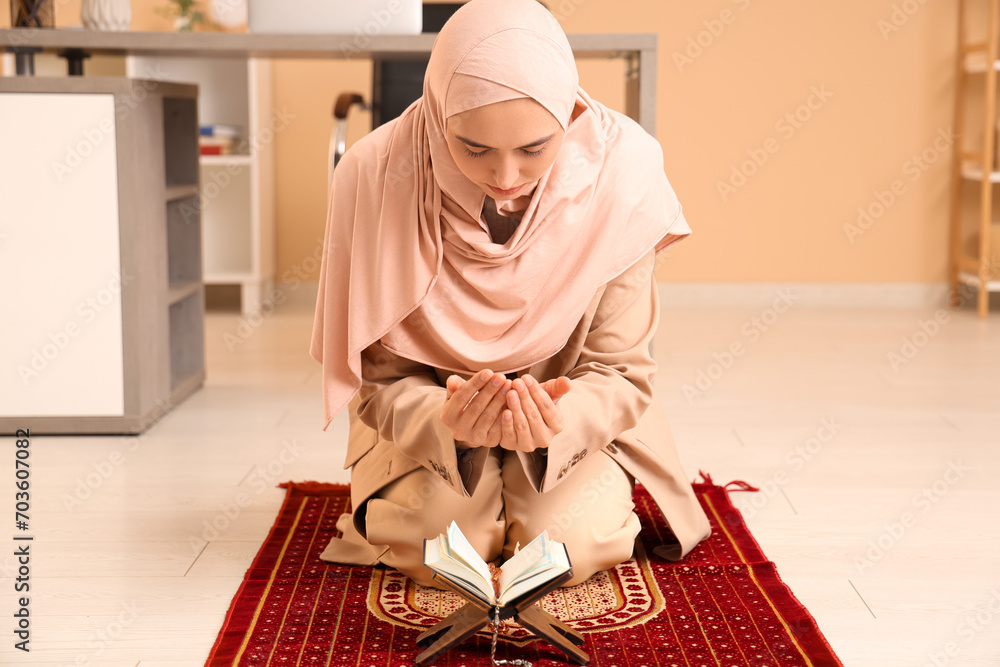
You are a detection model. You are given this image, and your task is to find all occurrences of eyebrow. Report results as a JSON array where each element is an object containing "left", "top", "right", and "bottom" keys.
[{"left": 455, "top": 133, "right": 557, "bottom": 150}]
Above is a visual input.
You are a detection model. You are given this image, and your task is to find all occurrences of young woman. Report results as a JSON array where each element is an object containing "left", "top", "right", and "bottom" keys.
[{"left": 310, "top": 0, "right": 710, "bottom": 588}]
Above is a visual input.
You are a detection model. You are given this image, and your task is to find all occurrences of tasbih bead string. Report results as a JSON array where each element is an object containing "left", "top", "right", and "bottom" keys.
[{"left": 487, "top": 563, "right": 531, "bottom": 667}]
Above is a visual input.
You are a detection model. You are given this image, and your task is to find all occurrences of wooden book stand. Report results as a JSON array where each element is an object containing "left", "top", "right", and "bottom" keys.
[{"left": 414, "top": 570, "right": 589, "bottom": 665}]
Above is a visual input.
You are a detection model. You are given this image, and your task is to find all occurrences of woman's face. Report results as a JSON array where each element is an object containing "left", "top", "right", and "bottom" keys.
[{"left": 446, "top": 97, "right": 565, "bottom": 200}]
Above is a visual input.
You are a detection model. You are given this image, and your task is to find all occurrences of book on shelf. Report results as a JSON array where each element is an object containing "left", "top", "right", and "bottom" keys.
[
  {"left": 423, "top": 521, "right": 571, "bottom": 608},
  {"left": 198, "top": 124, "right": 244, "bottom": 155},
  {"left": 199, "top": 123, "right": 243, "bottom": 138},
  {"left": 200, "top": 144, "right": 229, "bottom": 156},
  {"left": 199, "top": 136, "right": 241, "bottom": 156}
]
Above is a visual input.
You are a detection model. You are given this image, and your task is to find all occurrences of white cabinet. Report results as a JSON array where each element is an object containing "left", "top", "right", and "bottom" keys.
[
  {"left": 0, "top": 77, "right": 204, "bottom": 434},
  {"left": 127, "top": 56, "right": 275, "bottom": 315}
]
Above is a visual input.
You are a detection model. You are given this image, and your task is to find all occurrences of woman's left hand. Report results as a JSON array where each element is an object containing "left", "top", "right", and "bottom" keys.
[{"left": 499, "top": 374, "right": 567, "bottom": 453}]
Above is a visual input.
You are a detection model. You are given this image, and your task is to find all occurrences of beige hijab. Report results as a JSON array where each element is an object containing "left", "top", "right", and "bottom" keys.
[{"left": 310, "top": 0, "right": 690, "bottom": 429}]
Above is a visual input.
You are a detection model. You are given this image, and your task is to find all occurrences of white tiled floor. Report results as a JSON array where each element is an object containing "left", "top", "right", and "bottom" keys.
[{"left": 1, "top": 299, "right": 998, "bottom": 666}]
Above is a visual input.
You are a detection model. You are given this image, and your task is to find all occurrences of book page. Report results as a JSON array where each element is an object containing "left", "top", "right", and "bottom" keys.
[
  {"left": 498, "top": 531, "right": 549, "bottom": 593},
  {"left": 422, "top": 521, "right": 495, "bottom": 604},
  {"left": 446, "top": 521, "right": 494, "bottom": 590},
  {"left": 498, "top": 531, "right": 571, "bottom": 604}
]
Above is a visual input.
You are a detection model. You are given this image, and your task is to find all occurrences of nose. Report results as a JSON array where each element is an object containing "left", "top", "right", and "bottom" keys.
[{"left": 493, "top": 155, "right": 518, "bottom": 190}]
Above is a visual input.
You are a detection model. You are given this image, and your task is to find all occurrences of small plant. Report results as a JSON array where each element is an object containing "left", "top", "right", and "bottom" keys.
[{"left": 156, "top": 0, "right": 206, "bottom": 32}]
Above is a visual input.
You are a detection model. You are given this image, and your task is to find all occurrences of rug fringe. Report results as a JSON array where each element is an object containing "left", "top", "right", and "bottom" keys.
[
  {"left": 723, "top": 480, "right": 760, "bottom": 493},
  {"left": 695, "top": 472, "right": 759, "bottom": 493}
]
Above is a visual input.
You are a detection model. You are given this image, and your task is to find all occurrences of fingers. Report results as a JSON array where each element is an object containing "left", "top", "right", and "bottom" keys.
[
  {"left": 465, "top": 373, "right": 506, "bottom": 417},
  {"left": 442, "top": 371, "right": 512, "bottom": 447},
  {"left": 443, "top": 372, "right": 567, "bottom": 450},
  {"left": 501, "top": 382, "right": 533, "bottom": 451},
  {"left": 485, "top": 418, "right": 502, "bottom": 446},
  {"left": 554, "top": 376, "right": 572, "bottom": 398},
  {"left": 455, "top": 369, "right": 494, "bottom": 406},
  {"left": 464, "top": 375, "right": 510, "bottom": 444},
  {"left": 524, "top": 375, "right": 564, "bottom": 433},
  {"left": 441, "top": 369, "right": 493, "bottom": 426},
  {"left": 481, "top": 378, "right": 512, "bottom": 433},
  {"left": 513, "top": 378, "right": 557, "bottom": 449},
  {"left": 500, "top": 407, "right": 517, "bottom": 449},
  {"left": 537, "top": 375, "right": 572, "bottom": 405}
]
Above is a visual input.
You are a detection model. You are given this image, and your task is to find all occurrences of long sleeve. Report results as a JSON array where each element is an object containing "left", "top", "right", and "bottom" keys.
[
  {"left": 354, "top": 340, "right": 490, "bottom": 497},
  {"left": 536, "top": 249, "right": 659, "bottom": 492}
]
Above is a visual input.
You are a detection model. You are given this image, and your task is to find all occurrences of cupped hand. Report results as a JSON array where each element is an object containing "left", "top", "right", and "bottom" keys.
[
  {"left": 499, "top": 374, "right": 570, "bottom": 453},
  {"left": 439, "top": 369, "right": 512, "bottom": 448}
]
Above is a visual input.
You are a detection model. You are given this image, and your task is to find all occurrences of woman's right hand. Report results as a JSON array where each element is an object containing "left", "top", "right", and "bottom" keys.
[{"left": 439, "top": 369, "right": 512, "bottom": 448}]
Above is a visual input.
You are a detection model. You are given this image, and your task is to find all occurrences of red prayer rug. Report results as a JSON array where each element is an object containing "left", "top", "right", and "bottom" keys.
[{"left": 206, "top": 475, "right": 843, "bottom": 666}]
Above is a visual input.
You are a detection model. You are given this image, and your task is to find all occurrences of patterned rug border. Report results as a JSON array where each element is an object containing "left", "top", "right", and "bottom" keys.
[
  {"left": 205, "top": 481, "right": 350, "bottom": 665},
  {"left": 690, "top": 478, "right": 843, "bottom": 667},
  {"left": 206, "top": 478, "right": 844, "bottom": 666}
]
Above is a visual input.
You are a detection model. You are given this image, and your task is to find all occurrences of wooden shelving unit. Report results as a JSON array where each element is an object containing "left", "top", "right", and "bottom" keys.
[
  {"left": 127, "top": 55, "right": 275, "bottom": 316},
  {"left": 0, "top": 77, "right": 205, "bottom": 434},
  {"left": 949, "top": 0, "right": 1000, "bottom": 316}
]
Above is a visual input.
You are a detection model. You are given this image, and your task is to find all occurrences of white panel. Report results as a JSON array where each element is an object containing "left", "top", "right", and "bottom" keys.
[
  {"left": 248, "top": 0, "right": 422, "bottom": 35},
  {"left": 200, "top": 163, "right": 253, "bottom": 275},
  {"left": 0, "top": 93, "right": 125, "bottom": 416}
]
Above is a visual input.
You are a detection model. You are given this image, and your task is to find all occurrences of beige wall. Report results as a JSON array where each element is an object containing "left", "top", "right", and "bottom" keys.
[{"left": 4, "top": 1, "right": 969, "bottom": 283}]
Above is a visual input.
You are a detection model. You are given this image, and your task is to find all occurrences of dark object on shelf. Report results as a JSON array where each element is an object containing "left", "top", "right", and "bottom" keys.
[
  {"left": 59, "top": 48, "right": 91, "bottom": 76},
  {"left": 9, "top": 0, "right": 54, "bottom": 75},
  {"left": 10, "top": 0, "right": 54, "bottom": 28}
]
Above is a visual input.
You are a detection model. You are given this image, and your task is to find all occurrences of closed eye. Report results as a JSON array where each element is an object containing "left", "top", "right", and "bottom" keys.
[{"left": 456, "top": 132, "right": 555, "bottom": 159}]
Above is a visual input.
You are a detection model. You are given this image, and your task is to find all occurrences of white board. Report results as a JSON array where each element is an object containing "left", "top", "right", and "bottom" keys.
[{"left": 0, "top": 93, "right": 125, "bottom": 417}]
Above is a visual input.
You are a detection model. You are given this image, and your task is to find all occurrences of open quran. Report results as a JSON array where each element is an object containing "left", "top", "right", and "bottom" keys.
[
  {"left": 424, "top": 521, "right": 571, "bottom": 607},
  {"left": 416, "top": 521, "right": 589, "bottom": 665}
]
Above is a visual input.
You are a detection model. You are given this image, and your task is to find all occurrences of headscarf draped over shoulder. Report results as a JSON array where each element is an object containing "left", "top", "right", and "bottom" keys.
[{"left": 310, "top": 0, "right": 690, "bottom": 429}]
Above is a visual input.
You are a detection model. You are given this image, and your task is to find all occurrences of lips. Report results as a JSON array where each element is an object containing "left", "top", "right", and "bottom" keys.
[{"left": 488, "top": 184, "right": 525, "bottom": 196}]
